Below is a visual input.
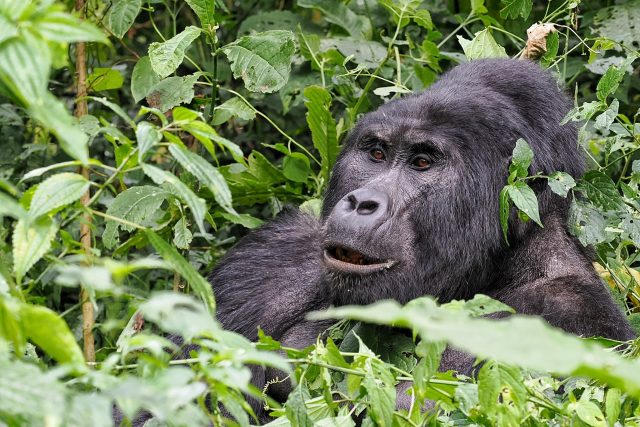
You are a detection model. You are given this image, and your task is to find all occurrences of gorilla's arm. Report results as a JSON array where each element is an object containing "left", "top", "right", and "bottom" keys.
[{"left": 210, "top": 209, "right": 330, "bottom": 343}]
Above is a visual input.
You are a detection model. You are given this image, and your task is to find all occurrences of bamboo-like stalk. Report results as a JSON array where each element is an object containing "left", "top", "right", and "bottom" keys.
[{"left": 74, "top": 0, "right": 95, "bottom": 364}]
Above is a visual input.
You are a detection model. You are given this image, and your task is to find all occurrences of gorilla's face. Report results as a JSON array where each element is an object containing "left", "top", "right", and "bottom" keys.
[{"left": 320, "top": 97, "right": 495, "bottom": 306}]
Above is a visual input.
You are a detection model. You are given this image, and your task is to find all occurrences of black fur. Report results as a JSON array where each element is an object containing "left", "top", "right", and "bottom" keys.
[{"left": 210, "top": 59, "right": 636, "bottom": 420}]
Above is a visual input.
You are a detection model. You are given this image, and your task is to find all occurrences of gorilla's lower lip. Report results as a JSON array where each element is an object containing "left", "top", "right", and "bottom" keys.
[{"left": 323, "top": 247, "right": 396, "bottom": 274}]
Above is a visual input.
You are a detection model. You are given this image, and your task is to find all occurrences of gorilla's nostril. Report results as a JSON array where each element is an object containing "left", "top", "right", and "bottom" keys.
[
  {"left": 345, "top": 194, "right": 358, "bottom": 211},
  {"left": 357, "top": 200, "right": 379, "bottom": 215}
]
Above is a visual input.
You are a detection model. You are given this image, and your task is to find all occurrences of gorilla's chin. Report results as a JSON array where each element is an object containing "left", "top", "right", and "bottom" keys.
[{"left": 323, "top": 246, "right": 397, "bottom": 274}]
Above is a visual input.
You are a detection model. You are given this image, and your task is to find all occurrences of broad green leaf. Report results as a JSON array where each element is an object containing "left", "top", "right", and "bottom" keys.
[
  {"left": 184, "top": 0, "right": 216, "bottom": 31},
  {"left": 282, "top": 153, "right": 311, "bottom": 183},
  {"left": 506, "top": 182, "right": 542, "bottom": 227},
  {"left": 471, "top": 0, "right": 488, "bottom": 14},
  {"left": 593, "top": 3, "right": 640, "bottom": 48},
  {"left": 285, "top": 383, "right": 313, "bottom": 427},
  {"left": 145, "top": 74, "right": 199, "bottom": 112},
  {"left": 168, "top": 143, "right": 234, "bottom": 213},
  {"left": 561, "top": 100, "right": 602, "bottom": 124},
  {"left": 34, "top": 11, "right": 107, "bottom": 43},
  {"left": 509, "top": 138, "right": 533, "bottom": 179},
  {"left": 222, "top": 30, "right": 296, "bottom": 93},
  {"left": 142, "top": 164, "right": 207, "bottom": 235},
  {"left": 458, "top": 29, "right": 508, "bottom": 60},
  {"left": 362, "top": 374, "right": 395, "bottom": 426},
  {"left": 0, "top": 193, "right": 25, "bottom": 219},
  {"left": 304, "top": 86, "right": 338, "bottom": 183},
  {"left": 219, "top": 212, "right": 264, "bottom": 229},
  {"left": 594, "top": 99, "right": 619, "bottom": 131},
  {"left": 238, "top": 10, "right": 301, "bottom": 36},
  {"left": 547, "top": 172, "right": 576, "bottom": 197},
  {"left": 12, "top": 216, "right": 58, "bottom": 283},
  {"left": 297, "top": 0, "right": 371, "bottom": 39},
  {"left": 575, "top": 170, "right": 625, "bottom": 211},
  {"left": 136, "top": 121, "right": 162, "bottom": 161},
  {"left": 571, "top": 400, "right": 606, "bottom": 427},
  {"left": 19, "top": 303, "right": 84, "bottom": 365},
  {"left": 106, "top": 0, "right": 142, "bottom": 39},
  {"left": 211, "top": 97, "right": 256, "bottom": 125},
  {"left": 313, "top": 297, "right": 640, "bottom": 397},
  {"left": 499, "top": 0, "right": 532, "bottom": 20},
  {"left": 597, "top": 64, "right": 627, "bottom": 102},
  {"left": 28, "top": 173, "right": 89, "bottom": 219},
  {"left": 605, "top": 388, "right": 622, "bottom": 426},
  {"left": 173, "top": 217, "right": 193, "bottom": 249},
  {"left": 0, "top": 14, "right": 17, "bottom": 43},
  {"left": 87, "top": 68, "right": 124, "bottom": 92},
  {"left": 145, "top": 230, "right": 216, "bottom": 314},
  {"left": 569, "top": 200, "right": 607, "bottom": 246},
  {"left": 478, "top": 361, "right": 527, "bottom": 422},
  {"left": 131, "top": 56, "right": 160, "bottom": 103},
  {"left": 180, "top": 120, "right": 245, "bottom": 163},
  {"left": 103, "top": 186, "right": 169, "bottom": 249},
  {"left": 149, "top": 26, "right": 202, "bottom": 78}
]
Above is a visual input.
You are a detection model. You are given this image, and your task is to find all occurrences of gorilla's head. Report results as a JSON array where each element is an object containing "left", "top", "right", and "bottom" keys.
[{"left": 320, "top": 59, "right": 583, "bottom": 306}]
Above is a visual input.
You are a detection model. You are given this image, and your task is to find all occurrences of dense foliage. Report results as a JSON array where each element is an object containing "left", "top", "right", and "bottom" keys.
[{"left": 0, "top": 0, "right": 639, "bottom": 425}]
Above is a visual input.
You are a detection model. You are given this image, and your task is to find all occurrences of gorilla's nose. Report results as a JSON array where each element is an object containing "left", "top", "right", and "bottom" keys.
[{"left": 337, "top": 188, "right": 390, "bottom": 227}]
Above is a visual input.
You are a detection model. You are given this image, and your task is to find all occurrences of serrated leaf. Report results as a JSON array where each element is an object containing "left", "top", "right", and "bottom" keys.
[
  {"left": 222, "top": 30, "right": 296, "bottom": 93},
  {"left": 363, "top": 374, "right": 395, "bottom": 426},
  {"left": 142, "top": 164, "right": 207, "bottom": 235},
  {"left": 594, "top": 99, "right": 619, "bottom": 131},
  {"left": 576, "top": 170, "right": 624, "bottom": 211},
  {"left": 131, "top": 56, "right": 160, "bottom": 103},
  {"left": 304, "top": 86, "right": 338, "bottom": 183},
  {"left": 173, "top": 217, "right": 193, "bottom": 249},
  {"left": 19, "top": 303, "right": 85, "bottom": 365},
  {"left": 145, "top": 74, "right": 198, "bottom": 112},
  {"left": 285, "top": 383, "right": 313, "bottom": 427},
  {"left": 297, "top": 0, "right": 371, "bottom": 39},
  {"left": 102, "top": 186, "right": 168, "bottom": 249},
  {"left": 145, "top": 230, "right": 215, "bottom": 314},
  {"left": 28, "top": 173, "right": 89, "bottom": 219},
  {"left": 106, "top": 0, "right": 142, "bottom": 39},
  {"left": 547, "top": 172, "right": 576, "bottom": 197},
  {"left": 569, "top": 200, "right": 607, "bottom": 246},
  {"left": 136, "top": 121, "right": 162, "bottom": 162},
  {"left": 458, "top": 29, "right": 508, "bottom": 60},
  {"left": 12, "top": 216, "right": 58, "bottom": 283},
  {"left": 597, "top": 64, "right": 627, "bottom": 102},
  {"left": 0, "top": 193, "right": 25, "bottom": 219},
  {"left": 184, "top": 0, "right": 216, "bottom": 30},
  {"left": 211, "top": 97, "right": 256, "bottom": 125},
  {"left": 509, "top": 138, "right": 533, "bottom": 179},
  {"left": 506, "top": 181, "right": 542, "bottom": 227},
  {"left": 149, "top": 26, "right": 202, "bottom": 78},
  {"left": 499, "top": 0, "right": 532, "bottom": 20},
  {"left": 168, "top": 143, "right": 234, "bottom": 213}
]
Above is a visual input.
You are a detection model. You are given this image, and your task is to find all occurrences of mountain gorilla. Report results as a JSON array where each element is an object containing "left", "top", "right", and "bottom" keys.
[{"left": 211, "top": 59, "right": 635, "bottom": 417}]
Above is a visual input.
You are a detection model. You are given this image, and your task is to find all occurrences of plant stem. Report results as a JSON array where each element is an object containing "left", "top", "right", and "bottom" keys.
[{"left": 74, "top": 0, "right": 95, "bottom": 365}]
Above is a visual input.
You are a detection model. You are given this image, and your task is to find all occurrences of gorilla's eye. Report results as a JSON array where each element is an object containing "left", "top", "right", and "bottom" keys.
[
  {"left": 369, "top": 148, "right": 386, "bottom": 162},
  {"left": 411, "top": 155, "right": 430, "bottom": 170}
]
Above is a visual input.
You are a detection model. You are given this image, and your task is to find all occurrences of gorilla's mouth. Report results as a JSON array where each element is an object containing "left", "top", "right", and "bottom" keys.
[{"left": 324, "top": 246, "right": 396, "bottom": 274}]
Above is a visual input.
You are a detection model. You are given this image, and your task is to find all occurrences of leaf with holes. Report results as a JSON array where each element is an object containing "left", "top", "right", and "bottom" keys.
[
  {"left": 575, "top": 170, "right": 625, "bottom": 211},
  {"left": 547, "top": 172, "right": 576, "bottom": 197},
  {"left": 222, "top": 30, "right": 295, "bottom": 93},
  {"left": 149, "top": 26, "right": 202, "bottom": 78}
]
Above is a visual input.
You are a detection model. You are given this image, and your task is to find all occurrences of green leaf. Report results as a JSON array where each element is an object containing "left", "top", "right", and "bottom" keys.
[
  {"left": 103, "top": 186, "right": 168, "bottom": 249},
  {"left": 238, "top": 10, "right": 301, "bottom": 36},
  {"left": 597, "top": 64, "right": 627, "bottom": 102},
  {"left": 184, "top": 0, "right": 216, "bottom": 31},
  {"left": 593, "top": 3, "right": 640, "bottom": 48},
  {"left": 297, "top": 0, "right": 371, "bottom": 39},
  {"left": 106, "top": 0, "right": 143, "bottom": 39},
  {"left": 282, "top": 153, "right": 311, "bottom": 183},
  {"left": 362, "top": 374, "right": 395, "bottom": 426},
  {"left": 145, "top": 230, "right": 216, "bottom": 314},
  {"left": 136, "top": 121, "right": 162, "bottom": 162},
  {"left": 149, "top": 26, "right": 202, "bottom": 78},
  {"left": 313, "top": 298, "right": 640, "bottom": 397},
  {"left": 569, "top": 200, "right": 607, "bottom": 246},
  {"left": 547, "top": 172, "right": 576, "bottom": 197},
  {"left": 304, "top": 86, "right": 338, "bottom": 183},
  {"left": 0, "top": 193, "right": 26, "bottom": 219},
  {"left": 605, "top": 388, "right": 621, "bottom": 427},
  {"left": 506, "top": 182, "right": 542, "bottom": 227},
  {"left": 458, "top": 29, "right": 508, "bottom": 60},
  {"left": 478, "top": 361, "right": 527, "bottom": 422},
  {"left": 0, "top": 14, "right": 17, "bottom": 44},
  {"left": 131, "top": 56, "right": 160, "bottom": 103},
  {"left": 28, "top": 172, "right": 89, "bottom": 219},
  {"left": 142, "top": 164, "right": 207, "bottom": 236},
  {"left": 173, "top": 217, "right": 193, "bottom": 249},
  {"left": 509, "top": 138, "right": 533, "bottom": 179},
  {"left": 145, "top": 74, "right": 199, "bottom": 112},
  {"left": 34, "top": 12, "right": 107, "bottom": 43},
  {"left": 499, "top": 0, "right": 532, "bottom": 20},
  {"left": 594, "top": 98, "right": 619, "bottom": 131},
  {"left": 285, "top": 383, "right": 314, "bottom": 427},
  {"left": 499, "top": 185, "right": 511, "bottom": 242},
  {"left": 19, "top": 303, "right": 85, "bottom": 365},
  {"left": 168, "top": 143, "right": 234, "bottom": 213},
  {"left": 576, "top": 170, "right": 625, "bottom": 211},
  {"left": 211, "top": 97, "right": 256, "bottom": 125},
  {"left": 12, "top": 216, "right": 58, "bottom": 283},
  {"left": 87, "top": 68, "right": 124, "bottom": 92},
  {"left": 222, "top": 30, "right": 296, "bottom": 93},
  {"left": 571, "top": 400, "right": 606, "bottom": 427}
]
